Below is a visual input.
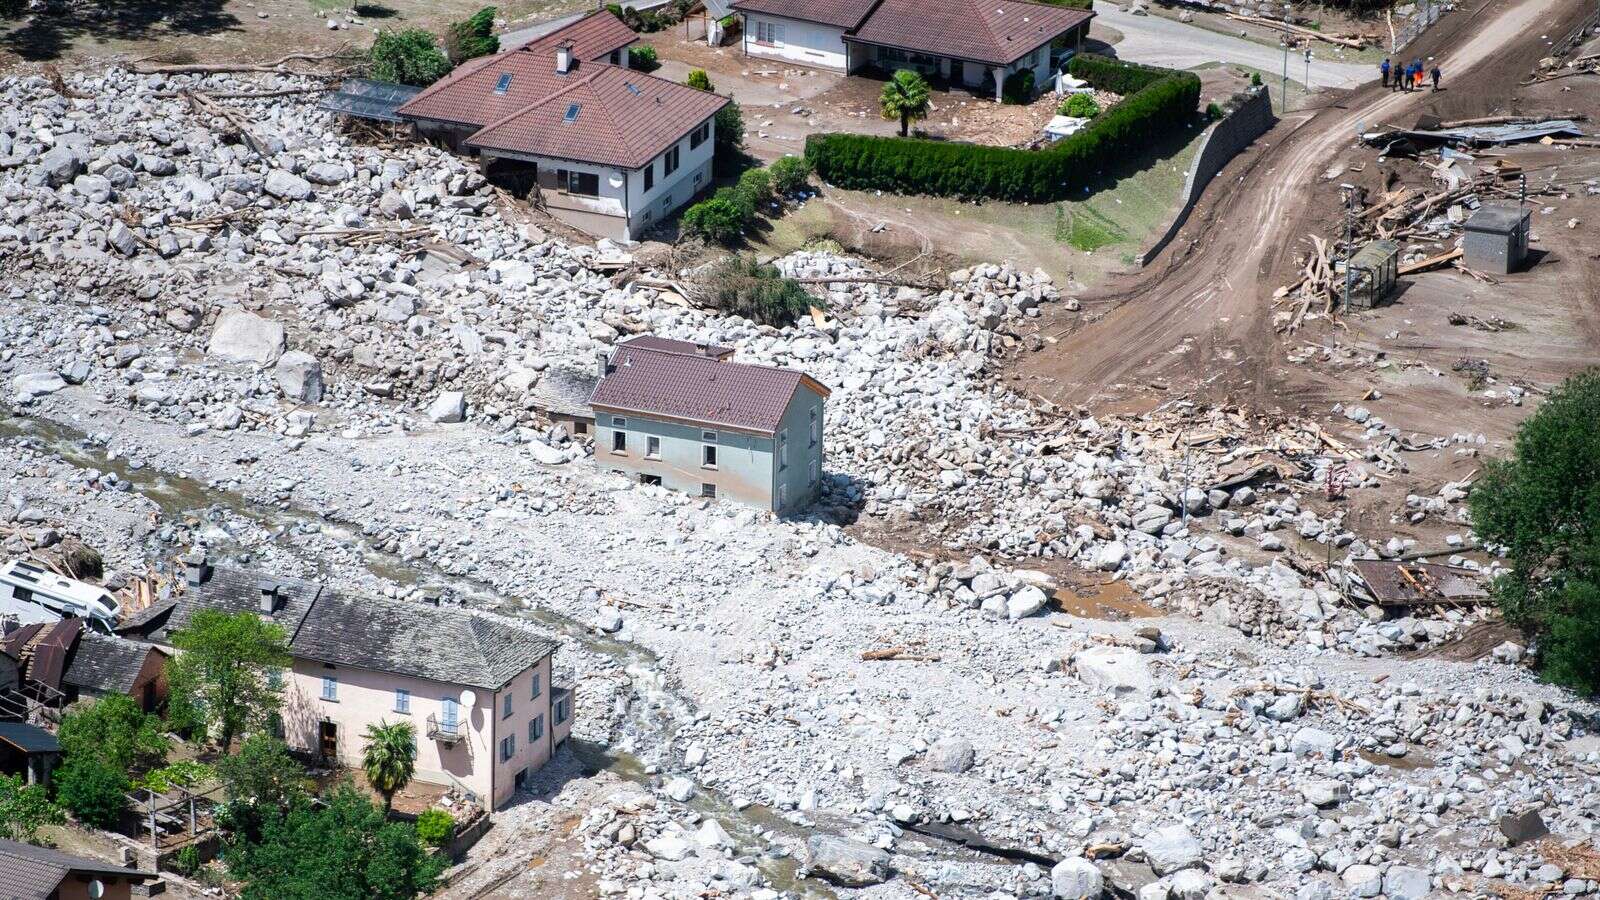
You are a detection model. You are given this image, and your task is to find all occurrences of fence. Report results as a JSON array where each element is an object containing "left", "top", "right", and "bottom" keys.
[{"left": 1391, "top": 0, "right": 1444, "bottom": 51}]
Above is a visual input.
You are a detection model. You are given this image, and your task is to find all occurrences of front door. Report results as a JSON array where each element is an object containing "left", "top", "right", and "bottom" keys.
[{"left": 319, "top": 721, "right": 338, "bottom": 761}]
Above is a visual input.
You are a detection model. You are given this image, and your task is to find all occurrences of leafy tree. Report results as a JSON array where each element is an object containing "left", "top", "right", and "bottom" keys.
[
  {"left": 167, "top": 609, "right": 291, "bottom": 754},
  {"left": 769, "top": 155, "right": 812, "bottom": 194},
  {"left": 628, "top": 44, "right": 660, "bottom": 72},
  {"left": 681, "top": 197, "right": 748, "bottom": 244},
  {"left": 713, "top": 100, "right": 746, "bottom": 176},
  {"left": 414, "top": 808, "right": 455, "bottom": 848},
  {"left": 361, "top": 721, "right": 417, "bottom": 814},
  {"left": 227, "top": 782, "right": 443, "bottom": 900},
  {"left": 701, "top": 255, "right": 818, "bottom": 326},
  {"left": 445, "top": 7, "right": 499, "bottom": 64},
  {"left": 1469, "top": 370, "right": 1600, "bottom": 694},
  {"left": 879, "top": 69, "right": 931, "bottom": 137},
  {"left": 370, "top": 29, "right": 453, "bottom": 87},
  {"left": 55, "top": 758, "right": 129, "bottom": 829},
  {"left": 685, "top": 68, "right": 714, "bottom": 91},
  {"left": 0, "top": 774, "right": 65, "bottom": 843},
  {"left": 216, "top": 735, "right": 307, "bottom": 840},
  {"left": 1001, "top": 68, "right": 1035, "bottom": 104},
  {"left": 58, "top": 694, "right": 169, "bottom": 774},
  {"left": 1060, "top": 93, "right": 1100, "bottom": 117}
]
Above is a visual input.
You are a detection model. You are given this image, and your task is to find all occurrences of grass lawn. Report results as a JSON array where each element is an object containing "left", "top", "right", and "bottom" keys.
[{"left": 752, "top": 121, "right": 1208, "bottom": 287}]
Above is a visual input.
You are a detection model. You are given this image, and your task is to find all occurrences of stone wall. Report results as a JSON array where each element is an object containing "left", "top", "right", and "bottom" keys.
[{"left": 1139, "top": 86, "right": 1275, "bottom": 266}]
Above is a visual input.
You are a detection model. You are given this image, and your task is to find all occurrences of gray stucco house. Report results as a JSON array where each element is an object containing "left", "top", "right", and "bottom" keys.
[{"left": 589, "top": 336, "right": 829, "bottom": 513}]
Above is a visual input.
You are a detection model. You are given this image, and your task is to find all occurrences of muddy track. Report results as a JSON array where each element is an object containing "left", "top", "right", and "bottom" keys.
[{"left": 1012, "top": 0, "right": 1593, "bottom": 412}]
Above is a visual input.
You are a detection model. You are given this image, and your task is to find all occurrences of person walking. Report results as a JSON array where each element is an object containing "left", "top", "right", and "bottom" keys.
[
  {"left": 1430, "top": 64, "right": 1441, "bottom": 91},
  {"left": 1414, "top": 65, "right": 1424, "bottom": 90},
  {"left": 1381, "top": 57, "right": 1392, "bottom": 88},
  {"left": 1398, "top": 61, "right": 1409, "bottom": 91}
]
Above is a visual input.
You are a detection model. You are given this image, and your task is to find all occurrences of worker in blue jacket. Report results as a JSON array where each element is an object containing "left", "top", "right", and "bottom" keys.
[{"left": 1380, "top": 57, "right": 1391, "bottom": 88}]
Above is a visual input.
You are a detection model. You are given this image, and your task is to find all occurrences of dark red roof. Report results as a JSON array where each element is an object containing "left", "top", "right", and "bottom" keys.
[
  {"left": 589, "top": 344, "right": 828, "bottom": 434},
  {"left": 620, "top": 335, "right": 734, "bottom": 359},
  {"left": 847, "top": 0, "right": 1092, "bottom": 65},
  {"left": 467, "top": 66, "right": 727, "bottom": 169},
  {"left": 729, "top": 0, "right": 878, "bottom": 28}
]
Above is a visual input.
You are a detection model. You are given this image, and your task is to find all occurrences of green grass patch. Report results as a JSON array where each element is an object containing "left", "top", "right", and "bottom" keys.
[{"left": 1057, "top": 205, "right": 1126, "bottom": 251}]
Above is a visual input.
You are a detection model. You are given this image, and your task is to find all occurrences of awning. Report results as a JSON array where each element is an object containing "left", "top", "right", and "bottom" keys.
[{"left": 319, "top": 78, "right": 424, "bottom": 124}]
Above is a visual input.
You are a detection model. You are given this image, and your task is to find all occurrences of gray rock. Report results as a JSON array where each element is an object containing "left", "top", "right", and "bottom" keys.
[
  {"left": 1289, "top": 726, "right": 1337, "bottom": 757},
  {"left": 926, "top": 738, "right": 975, "bottom": 774},
  {"left": 428, "top": 391, "right": 466, "bottom": 424},
  {"left": 1499, "top": 810, "right": 1549, "bottom": 845},
  {"left": 1074, "top": 646, "right": 1153, "bottom": 698},
  {"left": 264, "top": 169, "right": 313, "bottom": 201},
  {"left": 805, "top": 834, "right": 892, "bottom": 887},
  {"left": 166, "top": 308, "right": 199, "bottom": 333},
  {"left": 304, "top": 162, "right": 351, "bottom": 185},
  {"left": 275, "top": 351, "right": 325, "bottom": 403},
  {"left": 60, "top": 360, "right": 91, "bottom": 385},
  {"left": 13, "top": 372, "right": 67, "bottom": 400},
  {"left": 1343, "top": 864, "right": 1382, "bottom": 897},
  {"left": 1051, "top": 857, "right": 1103, "bottom": 899},
  {"left": 595, "top": 608, "right": 624, "bottom": 633},
  {"left": 207, "top": 310, "right": 286, "bottom": 366},
  {"left": 1382, "top": 866, "right": 1431, "bottom": 900},
  {"left": 378, "top": 190, "right": 413, "bottom": 219},
  {"left": 1006, "top": 585, "right": 1048, "bottom": 620},
  {"left": 1169, "top": 869, "right": 1212, "bottom": 900},
  {"left": 1143, "top": 824, "right": 1203, "bottom": 876},
  {"left": 1299, "top": 779, "right": 1349, "bottom": 807},
  {"left": 139, "top": 155, "right": 178, "bottom": 176},
  {"left": 107, "top": 221, "right": 138, "bottom": 256},
  {"left": 37, "top": 144, "right": 84, "bottom": 187}
]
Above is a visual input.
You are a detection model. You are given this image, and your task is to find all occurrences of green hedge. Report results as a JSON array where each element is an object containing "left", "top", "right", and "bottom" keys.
[
  {"left": 805, "top": 54, "right": 1200, "bottom": 203},
  {"left": 1034, "top": 0, "right": 1092, "bottom": 9}
]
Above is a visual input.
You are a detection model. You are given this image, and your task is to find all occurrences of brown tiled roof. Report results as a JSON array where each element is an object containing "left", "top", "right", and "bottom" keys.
[
  {"left": 0, "top": 839, "right": 153, "bottom": 900},
  {"left": 620, "top": 335, "right": 734, "bottom": 359},
  {"left": 397, "top": 10, "right": 637, "bottom": 128},
  {"left": 466, "top": 66, "right": 727, "bottom": 169},
  {"left": 847, "top": 0, "right": 1092, "bottom": 65},
  {"left": 729, "top": 0, "right": 878, "bottom": 28},
  {"left": 589, "top": 344, "right": 828, "bottom": 434}
]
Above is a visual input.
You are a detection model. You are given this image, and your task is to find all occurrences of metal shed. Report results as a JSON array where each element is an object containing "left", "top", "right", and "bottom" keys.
[
  {"left": 1463, "top": 204, "right": 1531, "bottom": 274},
  {"left": 1344, "top": 240, "right": 1400, "bottom": 310}
]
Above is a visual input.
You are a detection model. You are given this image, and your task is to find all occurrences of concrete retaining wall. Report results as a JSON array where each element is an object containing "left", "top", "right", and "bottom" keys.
[{"left": 1139, "top": 86, "right": 1275, "bottom": 266}]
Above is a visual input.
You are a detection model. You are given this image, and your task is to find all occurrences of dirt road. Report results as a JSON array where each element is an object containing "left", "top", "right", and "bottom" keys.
[{"left": 1012, "top": 0, "right": 1594, "bottom": 412}]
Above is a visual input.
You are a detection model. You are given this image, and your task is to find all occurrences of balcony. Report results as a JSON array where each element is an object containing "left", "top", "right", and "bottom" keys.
[{"left": 426, "top": 713, "right": 464, "bottom": 745}]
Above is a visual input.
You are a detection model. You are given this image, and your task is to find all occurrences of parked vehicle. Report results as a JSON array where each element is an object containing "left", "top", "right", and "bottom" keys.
[{"left": 0, "top": 559, "right": 120, "bottom": 633}]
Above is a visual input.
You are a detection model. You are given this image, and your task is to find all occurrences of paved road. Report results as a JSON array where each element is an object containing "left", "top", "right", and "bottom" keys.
[
  {"left": 499, "top": 0, "right": 674, "bottom": 50},
  {"left": 1093, "top": 1, "right": 1373, "bottom": 89}
]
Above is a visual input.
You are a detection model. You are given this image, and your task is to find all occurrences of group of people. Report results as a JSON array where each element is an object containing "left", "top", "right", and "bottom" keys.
[{"left": 1381, "top": 57, "right": 1441, "bottom": 91}]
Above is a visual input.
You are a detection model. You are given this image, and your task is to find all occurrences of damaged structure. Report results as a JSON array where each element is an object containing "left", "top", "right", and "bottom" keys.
[
  {"left": 1462, "top": 204, "right": 1532, "bottom": 274},
  {"left": 590, "top": 336, "right": 829, "bottom": 513}
]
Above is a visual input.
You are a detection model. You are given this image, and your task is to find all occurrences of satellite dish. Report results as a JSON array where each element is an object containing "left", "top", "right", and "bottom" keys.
[
  {"left": 88, "top": 881, "right": 105, "bottom": 900},
  {"left": 459, "top": 689, "right": 477, "bottom": 710}
]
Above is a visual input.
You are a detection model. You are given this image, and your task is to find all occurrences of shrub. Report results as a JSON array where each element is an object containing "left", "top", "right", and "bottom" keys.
[
  {"left": 629, "top": 44, "right": 660, "bottom": 72},
  {"left": 172, "top": 844, "right": 203, "bottom": 878},
  {"left": 1060, "top": 93, "right": 1100, "bottom": 117},
  {"left": 58, "top": 694, "right": 170, "bottom": 775},
  {"left": 702, "top": 256, "right": 818, "bottom": 326},
  {"left": 682, "top": 197, "right": 748, "bottom": 244},
  {"left": 1206, "top": 101, "right": 1224, "bottom": 119},
  {"left": 1001, "top": 69, "right": 1036, "bottom": 104},
  {"left": 735, "top": 168, "right": 772, "bottom": 209},
  {"left": 415, "top": 809, "right": 456, "bottom": 848},
  {"left": 605, "top": 2, "right": 622, "bottom": 14},
  {"left": 686, "top": 68, "right": 714, "bottom": 91},
  {"left": 136, "top": 761, "right": 214, "bottom": 794},
  {"left": 56, "top": 758, "right": 130, "bottom": 829},
  {"left": 445, "top": 7, "right": 499, "bottom": 65},
  {"left": 0, "top": 773, "right": 64, "bottom": 843},
  {"left": 805, "top": 54, "right": 1200, "bottom": 203},
  {"left": 713, "top": 100, "right": 747, "bottom": 176},
  {"left": 769, "top": 155, "right": 813, "bottom": 194},
  {"left": 1036, "top": 0, "right": 1092, "bottom": 7},
  {"left": 369, "top": 29, "right": 453, "bottom": 87},
  {"left": 1251, "top": 71, "right": 1263, "bottom": 86}
]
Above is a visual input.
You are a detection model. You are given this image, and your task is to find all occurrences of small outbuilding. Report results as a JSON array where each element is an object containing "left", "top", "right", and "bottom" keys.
[
  {"left": 0, "top": 721, "right": 61, "bottom": 788},
  {"left": 1463, "top": 204, "right": 1531, "bottom": 274},
  {"left": 1344, "top": 240, "right": 1400, "bottom": 310},
  {"left": 0, "top": 838, "right": 157, "bottom": 900}
]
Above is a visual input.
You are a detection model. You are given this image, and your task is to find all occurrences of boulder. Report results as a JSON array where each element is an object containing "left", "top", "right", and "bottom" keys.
[
  {"left": 1143, "top": 824, "right": 1203, "bottom": 876},
  {"left": 264, "top": 169, "right": 313, "bottom": 201},
  {"left": 1169, "top": 869, "right": 1213, "bottom": 900},
  {"left": 1051, "top": 857, "right": 1103, "bottom": 899},
  {"left": 805, "top": 834, "right": 891, "bottom": 887},
  {"left": 428, "top": 391, "right": 467, "bottom": 424},
  {"left": 1289, "top": 726, "right": 1337, "bottom": 757},
  {"left": 378, "top": 190, "right": 413, "bottom": 219},
  {"left": 1342, "top": 864, "right": 1382, "bottom": 897},
  {"left": 1007, "top": 585, "right": 1048, "bottom": 620},
  {"left": 1073, "top": 646, "right": 1154, "bottom": 698},
  {"left": 1096, "top": 541, "right": 1129, "bottom": 571},
  {"left": 527, "top": 439, "right": 567, "bottom": 465},
  {"left": 1299, "top": 779, "right": 1349, "bottom": 807},
  {"left": 595, "top": 609, "right": 624, "bottom": 633},
  {"left": 925, "top": 738, "right": 975, "bottom": 774},
  {"left": 208, "top": 310, "right": 287, "bottom": 366},
  {"left": 645, "top": 834, "right": 692, "bottom": 861},
  {"left": 37, "top": 144, "right": 84, "bottom": 187},
  {"left": 12, "top": 372, "right": 67, "bottom": 400},
  {"left": 1382, "top": 866, "right": 1431, "bottom": 900},
  {"left": 304, "top": 162, "right": 351, "bottom": 185},
  {"left": 275, "top": 351, "right": 325, "bottom": 403},
  {"left": 664, "top": 777, "right": 695, "bottom": 802}
]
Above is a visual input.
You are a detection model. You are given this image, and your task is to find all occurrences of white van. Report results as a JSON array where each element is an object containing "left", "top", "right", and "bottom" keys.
[{"left": 0, "top": 559, "right": 121, "bottom": 633}]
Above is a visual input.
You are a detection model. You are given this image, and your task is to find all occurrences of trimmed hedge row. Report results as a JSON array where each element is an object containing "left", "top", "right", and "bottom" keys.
[{"left": 804, "top": 54, "right": 1201, "bottom": 203}]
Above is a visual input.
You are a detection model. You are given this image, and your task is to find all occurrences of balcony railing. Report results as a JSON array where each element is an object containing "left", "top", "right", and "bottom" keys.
[{"left": 426, "top": 713, "right": 464, "bottom": 745}]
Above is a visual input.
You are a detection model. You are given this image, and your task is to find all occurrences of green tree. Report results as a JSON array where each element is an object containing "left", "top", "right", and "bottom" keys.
[
  {"left": 55, "top": 758, "right": 129, "bottom": 829},
  {"left": 0, "top": 774, "right": 65, "bottom": 843},
  {"left": 681, "top": 197, "right": 748, "bottom": 244},
  {"left": 167, "top": 609, "right": 291, "bottom": 754},
  {"left": 216, "top": 735, "right": 307, "bottom": 840},
  {"left": 446, "top": 6, "right": 499, "bottom": 64},
  {"left": 414, "top": 808, "right": 455, "bottom": 848},
  {"left": 1469, "top": 370, "right": 1600, "bottom": 694},
  {"left": 713, "top": 100, "right": 746, "bottom": 176},
  {"left": 361, "top": 721, "right": 417, "bottom": 814},
  {"left": 227, "top": 782, "right": 443, "bottom": 900},
  {"left": 370, "top": 29, "right": 453, "bottom": 87},
  {"left": 628, "top": 44, "right": 660, "bottom": 72},
  {"left": 879, "top": 69, "right": 931, "bottom": 137},
  {"left": 769, "top": 155, "right": 812, "bottom": 194},
  {"left": 686, "top": 68, "right": 714, "bottom": 91},
  {"left": 702, "top": 255, "right": 818, "bottom": 326},
  {"left": 58, "top": 694, "right": 169, "bottom": 774},
  {"left": 1061, "top": 93, "right": 1100, "bottom": 117}
]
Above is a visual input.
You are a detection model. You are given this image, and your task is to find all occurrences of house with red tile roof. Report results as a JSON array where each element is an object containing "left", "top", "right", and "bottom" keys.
[
  {"left": 729, "top": 0, "right": 1092, "bottom": 101},
  {"left": 589, "top": 336, "right": 830, "bottom": 513},
  {"left": 396, "top": 11, "right": 729, "bottom": 241}
]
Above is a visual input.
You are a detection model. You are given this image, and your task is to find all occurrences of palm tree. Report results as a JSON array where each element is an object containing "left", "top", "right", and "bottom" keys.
[
  {"left": 362, "top": 720, "right": 417, "bottom": 814},
  {"left": 879, "top": 69, "right": 932, "bottom": 137}
]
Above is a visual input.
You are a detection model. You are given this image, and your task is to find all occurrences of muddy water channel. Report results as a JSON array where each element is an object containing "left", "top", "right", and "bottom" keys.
[{"left": 2, "top": 411, "right": 830, "bottom": 897}]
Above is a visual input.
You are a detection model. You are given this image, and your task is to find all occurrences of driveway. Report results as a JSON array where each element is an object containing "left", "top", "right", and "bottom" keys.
[{"left": 1093, "top": 1, "right": 1372, "bottom": 89}]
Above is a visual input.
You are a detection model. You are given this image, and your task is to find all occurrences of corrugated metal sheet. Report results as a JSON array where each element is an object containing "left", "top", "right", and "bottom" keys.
[{"left": 320, "top": 78, "right": 424, "bottom": 123}]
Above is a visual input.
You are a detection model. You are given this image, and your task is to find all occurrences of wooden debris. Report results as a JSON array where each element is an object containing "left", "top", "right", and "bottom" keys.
[
  {"left": 128, "top": 49, "right": 354, "bottom": 75},
  {"left": 1397, "top": 247, "right": 1462, "bottom": 275},
  {"left": 861, "top": 647, "right": 942, "bottom": 662}
]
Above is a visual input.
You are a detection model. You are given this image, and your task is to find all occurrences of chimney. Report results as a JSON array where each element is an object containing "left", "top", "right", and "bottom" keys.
[
  {"left": 257, "top": 579, "right": 283, "bottom": 615},
  {"left": 555, "top": 41, "right": 573, "bottom": 74},
  {"left": 183, "top": 549, "right": 211, "bottom": 587},
  {"left": 597, "top": 350, "right": 612, "bottom": 379}
]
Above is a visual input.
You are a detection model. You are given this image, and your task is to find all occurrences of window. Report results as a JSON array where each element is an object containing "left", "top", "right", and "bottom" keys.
[
  {"left": 809, "top": 458, "right": 818, "bottom": 485},
  {"left": 643, "top": 161, "right": 654, "bottom": 192},
  {"left": 663, "top": 145, "right": 680, "bottom": 176},
  {"left": 555, "top": 697, "right": 571, "bottom": 725},
  {"left": 613, "top": 416, "right": 627, "bottom": 426},
  {"left": 440, "top": 697, "right": 460, "bottom": 728},
  {"left": 565, "top": 170, "right": 599, "bottom": 196},
  {"left": 702, "top": 430, "right": 717, "bottom": 442},
  {"left": 563, "top": 102, "right": 581, "bottom": 123},
  {"left": 500, "top": 735, "right": 516, "bottom": 761},
  {"left": 502, "top": 693, "right": 514, "bottom": 720},
  {"left": 646, "top": 436, "right": 661, "bottom": 459},
  {"left": 702, "top": 445, "right": 718, "bottom": 468},
  {"left": 321, "top": 676, "right": 338, "bottom": 701},
  {"left": 612, "top": 430, "right": 627, "bottom": 453},
  {"left": 494, "top": 73, "right": 513, "bottom": 94},
  {"left": 530, "top": 673, "right": 542, "bottom": 700},
  {"left": 574, "top": 421, "right": 588, "bottom": 435},
  {"left": 756, "top": 20, "right": 785, "bottom": 44},
  {"left": 609, "top": 49, "right": 621, "bottom": 65},
  {"left": 395, "top": 688, "right": 411, "bottom": 714},
  {"left": 779, "top": 428, "right": 788, "bottom": 470},
  {"left": 809, "top": 409, "right": 819, "bottom": 446},
  {"left": 529, "top": 715, "right": 544, "bottom": 742},
  {"left": 690, "top": 121, "right": 710, "bottom": 149},
  {"left": 701, "top": 483, "right": 717, "bottom": 499}
]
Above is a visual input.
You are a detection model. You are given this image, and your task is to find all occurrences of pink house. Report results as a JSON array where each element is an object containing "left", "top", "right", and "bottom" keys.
[{"left": 127, "top": 554, "right": 573, "bottom": 810}]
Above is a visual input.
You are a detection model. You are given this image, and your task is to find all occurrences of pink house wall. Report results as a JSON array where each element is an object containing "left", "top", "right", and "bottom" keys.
[{"left": 280, "top": 655, "right": 558, "bottom": 809}]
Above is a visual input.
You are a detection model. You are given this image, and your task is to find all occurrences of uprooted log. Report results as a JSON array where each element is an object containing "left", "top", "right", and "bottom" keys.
[
  {"left": 861, "top": 647, "right": 942, "bottom": 662},
  {"left": 128, "top": 50, "right": 354, "bottom": 75},
  {"left": 900, "top": 821, "right": 1061, "bottom": 867},
  {"left": 1397, "top": 247, "right": 1462, "bottom": 275},
  {"left": 1222, "top": 13, "right": 1366, "bottom": 48},
  {"left": 183, "top": 90, "right": 272, "bottom": 157}
]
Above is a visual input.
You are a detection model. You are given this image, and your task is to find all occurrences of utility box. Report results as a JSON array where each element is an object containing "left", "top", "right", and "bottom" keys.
[
  {"left": 1462, "top": 204, "right": 1531, "bottom": 274},
  {"left": 1344, "top": 240, "right": 1400, "bottom": 310}
]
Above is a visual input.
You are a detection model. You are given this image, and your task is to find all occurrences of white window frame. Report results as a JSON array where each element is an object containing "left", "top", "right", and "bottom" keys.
[
  {"left": 703, "top": 444, "right": 718, "bottom": 469},
  {"left": 646, "top": 435, "right": 661, "bottom": 459},
  {"left": 809, "top": 458, "right": 818, "bottom": 485},
  {"left": 778, "top": 428, "right": 788, "bottom": 470}
]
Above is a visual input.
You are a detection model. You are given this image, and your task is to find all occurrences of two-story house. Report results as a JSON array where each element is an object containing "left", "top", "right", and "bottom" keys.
[
  {"left": 124, "top": 554, "right": 572, "bottom": 811},
  {"left": 589, "top": 335, "right": 830, "bottom": 513}
]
